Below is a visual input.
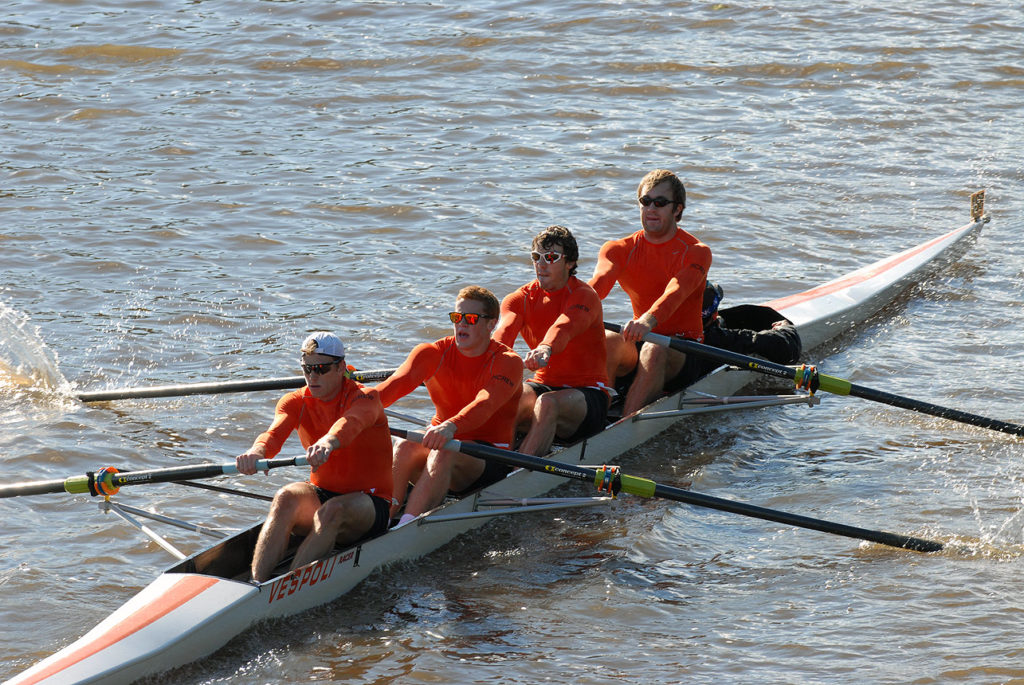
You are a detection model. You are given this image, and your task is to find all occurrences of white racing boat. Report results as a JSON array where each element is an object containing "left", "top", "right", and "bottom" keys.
[{"left": 5, "top": 193, "right": 990, "bottom": 685}]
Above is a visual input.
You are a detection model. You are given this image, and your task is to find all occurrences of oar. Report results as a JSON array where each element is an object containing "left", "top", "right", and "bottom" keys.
[
  {"left": 390, "top": 428, "right": 944, "bottom": 553},
  {"left": 76, "top": 368, "right": 396, "bottom": 403},
  {"left": 605, "top": 322, "right": 1024, "bottom": 438},
  {"left": 0, "top": 456, "right": 309, "bottom": 498}
]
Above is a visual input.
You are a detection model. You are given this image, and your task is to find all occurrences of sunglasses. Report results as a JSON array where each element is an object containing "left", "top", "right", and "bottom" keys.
[
  {"left": 639, "top": 195, "right": 674, "bottom": 208},
  {"left": 448, "top": 312, "right": 494, "bottom": 325},
  {"left": 301, "top": 360, "right": 341, "bottom": 375},
  {"left": 530, "top": 251, "right": 565, "bottom": 264}
]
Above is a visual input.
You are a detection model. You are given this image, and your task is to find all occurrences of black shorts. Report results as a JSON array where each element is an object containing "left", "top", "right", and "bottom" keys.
[
  {"left": 526, "top": 382, "right": 610, "bottom": 444},
  {"left": 313, "top": 487, "right": 391, "bottom": 539},
  {"left": 615, "top": 339, "right": 704, "bottom": 395},
  {"left": 451, "top": 454, "right": 514, "bottom": 496},
  {"left": 665, "top": 350, "right": 708, "bottom": 394},
  {"left": 669, "top": 307, "right": 802, "bottom": 392}
]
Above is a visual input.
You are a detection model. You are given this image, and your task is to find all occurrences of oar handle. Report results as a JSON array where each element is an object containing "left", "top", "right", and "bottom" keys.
[
  {"left": 396, "top": 430, "right": 586, "bottom": 478},
  {"left": 224, "top": 456, "right": 311, "bottom": 476},
  {"left": 396, "top": 429, "right": 614, "bottom": 490},
  {"left": 605, "top": 321, "right": 802, "bottom": 383}
]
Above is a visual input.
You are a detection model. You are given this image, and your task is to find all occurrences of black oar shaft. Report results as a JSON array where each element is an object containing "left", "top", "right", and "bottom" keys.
[
  {"left": 650, "top": 483, "right": 941, "bottom": 553},
  {"left": 605, "top": 322, "right": 1024, "bottom": 438},
  {"left": 841, "top": 381, "right": 1024, "bottom": 437},
  {"left": 77, "top": 377, "right": 306, "bottom": 402},
  {"left": 76, "top": 369, "right": 395, "bottom": 403},
  {"left": 1, "top": 478, "right": 78, "bottom": 498},
  {"left": 0, "top": 456, "right": 307, "bottom": 498},
  {"left": 390, "top": 428, "right": 943, "bottom": 553}
]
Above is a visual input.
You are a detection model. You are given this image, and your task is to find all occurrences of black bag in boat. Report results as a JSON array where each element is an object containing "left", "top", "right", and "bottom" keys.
[
  {"left": 615, "top": 283, "right": 804, "bottom": 397},
  {"left": 665, "top": 300, "right": 802, "bottom": 394},
  {"left": 708, "top": 304, "right": 802, "bottom": 365}
]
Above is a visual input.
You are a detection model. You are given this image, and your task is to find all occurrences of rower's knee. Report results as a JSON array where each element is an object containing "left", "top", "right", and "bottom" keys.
[
  {"left": 425, "top": 448, "right": 456, "bottom": 476},
  {"left": 638, "top": 342, "right": 684, "bottom": 376},
  {"left": 638, "top": 341, "right": 666, "bottom": 364},
  {"left": 314, "top": 499, "right": 346, "bottom": 530},
  {"left": 515, "top": 384, "right": 538, "bottom": 429},
  {"left": 394, "top": 439, "right": 427, "bottom": 469},
  {"left": 605, "top": 330, "right": 637, "bottom": 380},
  {"left": 269, "top": 482, "right": 312, "bottom": 515},
  {"left": 533, "top": 391, "right": 560, "bottom": 422},
  {"left": 314, "top": 493, "right": 366, "bottom": 535}
]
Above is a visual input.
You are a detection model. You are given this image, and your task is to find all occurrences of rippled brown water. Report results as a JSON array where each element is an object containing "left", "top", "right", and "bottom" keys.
[{"left": 2, "top": 2, "right": 1023, "bottom": 683}]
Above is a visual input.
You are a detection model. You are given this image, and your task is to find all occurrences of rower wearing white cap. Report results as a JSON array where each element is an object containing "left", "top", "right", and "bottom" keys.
[{"left": 236, "top": 331, "right": 393, "bottom": 582}]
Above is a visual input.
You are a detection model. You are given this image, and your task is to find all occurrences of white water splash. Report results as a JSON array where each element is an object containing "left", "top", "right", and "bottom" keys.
[
  {"left": 0, "top": 300, "right": 69, "bottom": 392},
  {"left": 0, "top": 301, "right": 77, "bottom": 445}
]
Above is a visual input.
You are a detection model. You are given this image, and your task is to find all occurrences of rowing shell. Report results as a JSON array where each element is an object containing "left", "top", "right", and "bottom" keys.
[{"left": 6, "top": 202, "right": 986, "bottom": 685}]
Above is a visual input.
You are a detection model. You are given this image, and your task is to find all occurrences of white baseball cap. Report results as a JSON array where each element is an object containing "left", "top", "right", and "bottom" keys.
[{"left": 303, "top": 331, "right": 345, "bottom": 358}]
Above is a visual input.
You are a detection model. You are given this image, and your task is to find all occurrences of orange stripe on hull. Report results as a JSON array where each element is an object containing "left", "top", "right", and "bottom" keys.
[
  {"left": 17, "top": 575, "right": 219, "bottom": 685},
  {"left": 765, "top": 227, "right": 959, "bottom": 312}
]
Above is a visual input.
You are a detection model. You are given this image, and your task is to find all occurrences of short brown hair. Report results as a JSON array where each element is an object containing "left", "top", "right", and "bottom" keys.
[
  {"left": 456, "top": 285, "right": 499, "bottom": 319},
  {"left": 531, "top": 225, "right": 579, "bottom": 277},
  {"left": 637, "top": 169, "right": 686, "bottom": 220}
]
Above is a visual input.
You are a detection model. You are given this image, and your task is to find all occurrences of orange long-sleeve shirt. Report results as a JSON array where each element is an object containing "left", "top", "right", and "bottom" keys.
[
  {"left": 254, "top": 379, "right": 392, "bottom": 501},
  {"left": 494, "top": 276, "right": 608, "bottom": 389},
  {"left": 590, "top": 228, "right": 711, "bottom": 341},
  {"left": 375, "top": 337, "right": 523, "bottom": 447}
]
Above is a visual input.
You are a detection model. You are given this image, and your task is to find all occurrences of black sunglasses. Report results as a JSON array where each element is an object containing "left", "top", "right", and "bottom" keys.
[
  {"left": 639, "top": 195, "right": 674, "bottom": 208},
  {"left": 449, "top": 312, "right": 493, "bottom": 325},
  {"left": 301, "top": 360, "right": 342, "bottom": 375}
]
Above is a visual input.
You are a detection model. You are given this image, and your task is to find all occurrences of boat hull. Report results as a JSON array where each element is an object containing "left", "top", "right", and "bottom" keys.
[{"left": 6, "top": 215, "right": 984, "bottom": 685}]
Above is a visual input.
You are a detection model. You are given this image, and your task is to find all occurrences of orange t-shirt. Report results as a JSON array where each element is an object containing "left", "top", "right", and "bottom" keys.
[
  {"left": 495, "top": 276, "right": 608, "bottom": 389},
  {"left": 590, "top": 228, "right": 711, "bottom": 341},
  {"left": 254, "top": 379, "right": 392, "bottom": 501},
  {"left": 375, "top": 337, "right": 523, "bottom": 447}
]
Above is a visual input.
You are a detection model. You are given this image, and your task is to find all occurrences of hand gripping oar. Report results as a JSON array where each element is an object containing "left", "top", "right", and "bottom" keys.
[
  {"left": 76, "top": 368, "right": 396, "bottom": 403},
  {"left": 0, "top": 456, "right": 309, "bottom": 498},
  {"left": 391, "top": 428, "right": 943, "bottom": 553},
  {"left": 605, "top": 322, "right": 1024, "bottom": 438}
]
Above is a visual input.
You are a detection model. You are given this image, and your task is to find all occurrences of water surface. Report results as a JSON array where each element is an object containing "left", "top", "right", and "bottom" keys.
[{"left": 2, "top": 2, "right": 1023, "bottom": 683}]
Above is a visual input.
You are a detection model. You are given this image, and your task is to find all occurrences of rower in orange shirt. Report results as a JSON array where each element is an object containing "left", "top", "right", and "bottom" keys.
[
  {"left": 236, "top": 332, "right": 393, "bottom": 582},
  {"left": 589, "top": 169, "right": 712, "bottom": 415},
  {"left": 375, "top": 286, "right": 524, "bottom": 526},
  {"left": 495, "top": 225, "right": 610, "bottom": 456}
]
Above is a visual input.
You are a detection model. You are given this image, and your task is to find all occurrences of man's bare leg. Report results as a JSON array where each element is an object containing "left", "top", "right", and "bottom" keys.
[
  {"left": 603, "top": 329, "right": 638, "bottom": 384},
  {"left": 404, "top": 448, "right": 485, "bottom": 517},
  {"left": 518, "top": 388, "right": 588, "bottom": 456},
  {"left": 623, "top": 343, "right": 686, "bottom": 416},
  {"left": 391, "top": 439, "right": 428, "bottom": 517},
  {"left": 289, "top": 491, "right": 377, "bottom": 570},
  {"left": 251, "top": 482, "right": 321, "bottom": 582}
]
